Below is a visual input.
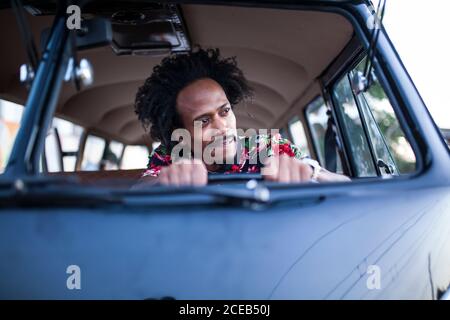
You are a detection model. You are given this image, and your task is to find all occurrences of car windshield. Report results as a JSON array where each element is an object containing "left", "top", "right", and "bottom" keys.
[{"left": 0, "top": 0, "right": 420, "bottom": 205}]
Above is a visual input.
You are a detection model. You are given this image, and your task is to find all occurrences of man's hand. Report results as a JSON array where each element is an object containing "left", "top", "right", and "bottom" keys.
[
  {"left": 157, "top": 159, "right": 208, "bottom": 186},
  {"left": 134, "top": 159, "right": 208, "bottom": 188},
  {"left": 261, "top": 154, "right": 314, "bottom": 183},
  {"left": 261, "top": 154, "right": 351, "bottom": 183}
]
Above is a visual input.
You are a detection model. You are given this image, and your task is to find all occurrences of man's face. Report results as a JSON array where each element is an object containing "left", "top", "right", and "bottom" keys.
[{"left": 176, "top": 78, "right": 237, "bottom": 166}]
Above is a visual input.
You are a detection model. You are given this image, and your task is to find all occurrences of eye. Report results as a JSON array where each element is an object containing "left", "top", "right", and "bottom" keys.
[
  {"left": 199, "top": 117, "right": 210, "bottom": 127},
  {"left": 220, "top": 107, "right": 231, "bottom": 116}
]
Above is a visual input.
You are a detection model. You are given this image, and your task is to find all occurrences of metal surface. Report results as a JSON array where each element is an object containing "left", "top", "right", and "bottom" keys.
[{"left": 0, "top": 0, "right": 448, "bottom": 300}]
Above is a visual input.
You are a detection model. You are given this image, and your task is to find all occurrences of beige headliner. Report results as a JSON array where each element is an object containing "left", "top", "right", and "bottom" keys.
[{"left": 0, "top": 4, "right": 353, "bottom": 146}]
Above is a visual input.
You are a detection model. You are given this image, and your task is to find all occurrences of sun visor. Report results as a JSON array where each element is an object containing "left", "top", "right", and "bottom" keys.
[
  {"left": 31, "top": 2, "right": 191, "bottom": 55},
  {"left": 110, "top": 5, "right": 191, "bottom": 55}
]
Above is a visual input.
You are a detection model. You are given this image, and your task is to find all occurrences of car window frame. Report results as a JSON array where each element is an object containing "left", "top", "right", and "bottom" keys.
[
  {"left": 329, "top": 69, "right": 379, "bottom": 178},
  {"left": 2, "top": 2, "right": 433, "bottom": 191},
  {"left": 303, "top": 95, "right": 332, "bottom": 167},
  {"left": 350, "top": 67, "right": 404, "bottom": 176},
  {"left": 323, "top": 46, "right": 422, "bottom": 179}
]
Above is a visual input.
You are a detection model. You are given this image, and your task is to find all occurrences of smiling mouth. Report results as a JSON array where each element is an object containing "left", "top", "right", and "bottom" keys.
[{"left": 211, "top": 135, "right": 236, "bottom": 147}]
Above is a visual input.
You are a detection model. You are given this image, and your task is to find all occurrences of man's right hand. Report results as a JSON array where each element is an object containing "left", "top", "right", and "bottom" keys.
[{"left": 144, "top": 159, "right": 208, "bottom": 187}]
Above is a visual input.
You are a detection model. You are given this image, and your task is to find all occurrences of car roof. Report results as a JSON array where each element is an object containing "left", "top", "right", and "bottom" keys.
[
  {"left": 0, "top": 0, "right": 366, "bottom": 11},
  {"left": 0, "top": 1, "right": 355, "bottom": 146}
]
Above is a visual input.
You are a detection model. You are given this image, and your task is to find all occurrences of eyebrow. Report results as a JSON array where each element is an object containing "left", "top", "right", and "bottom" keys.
[{"left": 193, "top": 102, "right": 230, "bottom": 121}]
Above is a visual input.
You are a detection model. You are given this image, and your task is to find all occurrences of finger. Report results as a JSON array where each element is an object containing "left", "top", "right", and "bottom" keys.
[
  {"left": 176, "top": 163, "right": 192, "bottom": 186},
  {"left": 158, "top": 170, "right": 169, "bottom": 185},
  {"left": 300, "top": 163, "right": 313, "bottom": 181},
  {"left": 192, "top": 163, "right": 207, "bottom": 186},
  {"left": 172, "top": 158, "right": 193, "bottom": 186},
  {"left": 261, "top": 156, "right": 279, "bottom": 181},
  {"left": 168, "top": 166, "right": 181, "bottom": 187},
  {"left": 278, "top": 155, "right": 290, "bottom": 183},
  {"left": 290, "top": 159, "right": 301, "bottom": 183}
]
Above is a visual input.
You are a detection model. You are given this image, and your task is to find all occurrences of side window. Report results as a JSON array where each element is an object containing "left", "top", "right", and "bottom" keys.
[
  {"left": 43, "top": 118, "right": 84, "bottom": 172},
  {"left": 279, "top": 127, "right": 288, "bottom": 140},
  {"left": 101, "top": 140, "right": 124, "bottom": 170},
  {"left": 81, "top": 135, "right": 106, "bottom": 171},
  {"left": 305, "top": 96, "right": 343, "bottom": 173},
  {"left": 120, "top": 145, "right": 149, "bottom": 170},
  {"left": 53, "top": 118, "right": 83, "bottom": 172},
  {"left": 351, "top": 58, "right": 416, "bottom": 174},
  {"left": 288, "top": 116, "right": 310, "bottom": 157},
  {"left": 332, "top": 75, "right": 378, "bottom": 177},
  {"left": 44, "top": 127, "right": 63, "bottom": 172},
  {"left": 0, "top": 99, "right": 23, "bottom": 174},
  {"left": 152, "top": 141, "right": 161, "bottom": 152}
]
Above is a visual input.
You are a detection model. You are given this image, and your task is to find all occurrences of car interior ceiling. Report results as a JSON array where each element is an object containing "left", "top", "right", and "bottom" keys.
[{"left": 0, "top": 3, "right": 356, "bottom": 183}]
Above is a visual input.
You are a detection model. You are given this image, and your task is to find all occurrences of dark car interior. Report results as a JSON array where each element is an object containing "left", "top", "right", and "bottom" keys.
[{"left": 0, "top": 1, "right": 418, "bottom": 188}]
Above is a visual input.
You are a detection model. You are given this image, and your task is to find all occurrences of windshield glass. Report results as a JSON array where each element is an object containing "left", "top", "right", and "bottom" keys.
[{"left": 0, "top": 2, "right": 421, "bottom": 201}]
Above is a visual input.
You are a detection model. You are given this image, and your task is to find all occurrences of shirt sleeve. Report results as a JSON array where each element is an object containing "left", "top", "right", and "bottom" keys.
[{"left": 141, "top": 145, "right": 172, "bottom": 178}]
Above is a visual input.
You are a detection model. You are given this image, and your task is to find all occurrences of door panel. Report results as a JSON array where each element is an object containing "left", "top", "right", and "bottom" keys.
[{"left": 0, "top": 188, "right": 449, "bottom": 299}]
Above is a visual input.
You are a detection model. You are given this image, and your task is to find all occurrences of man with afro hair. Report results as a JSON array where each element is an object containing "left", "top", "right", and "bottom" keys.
[{"left": 135, "top": 47, "right": 349, "bottom": 186}]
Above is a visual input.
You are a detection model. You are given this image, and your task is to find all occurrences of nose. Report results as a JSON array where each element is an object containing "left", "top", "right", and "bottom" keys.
[{"left": 211, "top": 115, "right": 228, "bottom": 136}]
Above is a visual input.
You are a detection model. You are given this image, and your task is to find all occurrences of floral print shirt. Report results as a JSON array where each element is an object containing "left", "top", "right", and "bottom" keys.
[{"left": 141, "top": 133, "right": 307, "bottom": 178}]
